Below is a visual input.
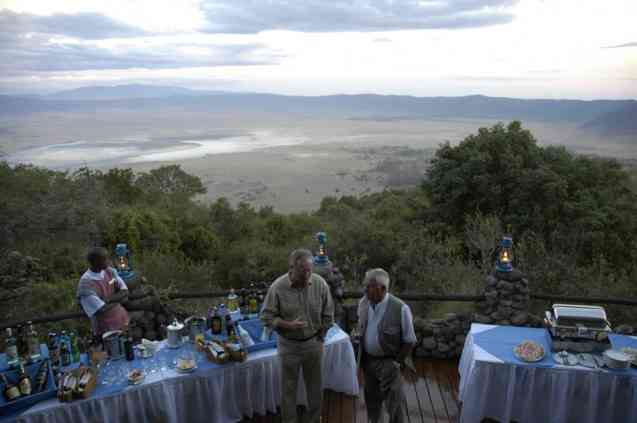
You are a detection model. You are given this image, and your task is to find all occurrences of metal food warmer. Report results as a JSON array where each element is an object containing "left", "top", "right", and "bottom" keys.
[{"left": 544, "top": 304, "right": 612, "bottom": 353}]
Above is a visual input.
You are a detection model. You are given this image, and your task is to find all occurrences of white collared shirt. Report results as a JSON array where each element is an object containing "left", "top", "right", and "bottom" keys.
[
  {"left": 364, "top": 294, "right": 418, "bottom": 356},
  {"left": 79, "top": 268, "right": 128, "bottom": 317}
]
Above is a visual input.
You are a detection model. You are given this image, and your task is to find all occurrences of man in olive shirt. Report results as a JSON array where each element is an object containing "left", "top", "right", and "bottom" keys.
[{"left": 261, "top": 249, "right": 335, "bottom": 423}]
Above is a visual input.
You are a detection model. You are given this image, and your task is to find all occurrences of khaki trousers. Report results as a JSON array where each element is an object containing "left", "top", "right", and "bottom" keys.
[
  {"left": 363, "top": 355, "right": 406, "bottom": 423},
  {"left": 279, "top": 342, "right": 324, "bottom": 423}
]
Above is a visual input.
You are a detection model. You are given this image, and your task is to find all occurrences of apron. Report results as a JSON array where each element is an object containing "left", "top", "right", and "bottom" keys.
[{"left": 93, "top": 268, "right": 129, "bottom": 336}]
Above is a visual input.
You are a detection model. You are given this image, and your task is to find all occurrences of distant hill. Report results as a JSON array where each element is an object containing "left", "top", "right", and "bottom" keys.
[
  {"left": 46, "top": 84, "right": 218, "bottom": 100},
  {"left": 581, "top": 103, "right": 637, "bottom": 138},
  {"left": 1, "top": 86, "right": 635, "bottom": 127}
]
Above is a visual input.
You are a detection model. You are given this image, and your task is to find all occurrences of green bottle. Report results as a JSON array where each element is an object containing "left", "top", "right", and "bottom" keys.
[{"left": 70, "top": 332, "right": 80, "bottom": 363}]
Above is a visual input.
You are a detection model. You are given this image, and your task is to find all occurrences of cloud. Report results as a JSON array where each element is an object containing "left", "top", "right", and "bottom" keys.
[
  {"left": 373, "top": 37, "right": 393, "bottom": 43},
  {"left": 0, "top": 9, "right": 147, "bottom": 39},
  {"left": 0, "top": 9, "right": 280, "bottom": 75},
  {"left": 200, "top": 0, "right": 518, "bottom": 33},
  {"left": 602, "top": 42, "right": 637, "bottom": 49},
  {"left": 0, "top": 36, "right": 279, "bottom": 74}
]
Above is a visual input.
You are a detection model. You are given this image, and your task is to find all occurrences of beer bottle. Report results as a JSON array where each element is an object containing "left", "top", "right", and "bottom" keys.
[
  {"left": 1, "top": 373, "right": 21, "bottom": 401},
  {"left": 17, "top": 363, "right": 32, "bottom": 396},
  {"left": 211, "top": 307, "right": 223, "bottom": 335},
  {"left": 124, "top": 332, "right": 134, "bottom": 361},
  {"left": 34, "top": 360, "right": 49, "bottom": 393}
]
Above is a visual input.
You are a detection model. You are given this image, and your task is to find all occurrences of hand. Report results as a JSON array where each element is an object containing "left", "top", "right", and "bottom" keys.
[{"left": 287, "top": 318, "right": 308, "bottom": 330}]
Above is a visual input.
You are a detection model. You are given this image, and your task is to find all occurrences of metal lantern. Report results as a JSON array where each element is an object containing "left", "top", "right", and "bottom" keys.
[
  {"left": 114, "top": 243, "right": 135, "bottom": 282},
  {"left": 495, "top": 234, "right": 514, "bottom": 273},
  {"left": 314, "top": 232, "right": 329, "bottom": 265}
]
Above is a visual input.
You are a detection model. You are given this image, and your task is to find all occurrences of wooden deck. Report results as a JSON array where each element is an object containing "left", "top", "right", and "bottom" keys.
[{"left": 240, "top": 358, "right": 461, "bottom": 423}]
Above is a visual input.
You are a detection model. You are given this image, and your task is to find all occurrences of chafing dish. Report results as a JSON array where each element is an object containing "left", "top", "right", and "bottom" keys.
[{"left": 544, "top": 304, "right": 612, "bottom": 353}]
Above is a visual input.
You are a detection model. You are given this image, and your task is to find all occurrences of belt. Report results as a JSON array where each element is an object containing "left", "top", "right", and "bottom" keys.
[{"left": 278, "top": 330, "right": 320, "bottom": 342}]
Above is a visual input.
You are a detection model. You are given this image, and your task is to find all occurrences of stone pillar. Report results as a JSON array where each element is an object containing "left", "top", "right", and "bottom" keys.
[
  {"left": 414, "top": 313, "right": 472, "bottom": 358},
  {"left": 474, "top": 270, "right": 541, "bottom": 327}
]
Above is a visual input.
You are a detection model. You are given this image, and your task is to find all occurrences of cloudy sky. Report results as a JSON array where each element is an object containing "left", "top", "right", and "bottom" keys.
[{"left": 1, "top": 0, "right": 636, "bottom": 99}]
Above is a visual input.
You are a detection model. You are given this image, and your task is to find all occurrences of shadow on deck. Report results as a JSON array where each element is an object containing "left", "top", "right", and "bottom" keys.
[{"left": 240, "top": 358, "right": 461, "bottom": 423}]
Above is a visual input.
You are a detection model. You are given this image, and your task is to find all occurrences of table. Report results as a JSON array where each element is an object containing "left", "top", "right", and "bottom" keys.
[
  {"left": 1, "top": 325, "right": 359, "bottom": 423},
  {"left": 459, "top": 323, "right": 637, "bottom": 423}
]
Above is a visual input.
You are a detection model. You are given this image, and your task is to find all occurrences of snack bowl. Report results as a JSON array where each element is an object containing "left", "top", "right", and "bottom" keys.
[
  {"left": 620, "top": 347, "right": 637, "bottom": 366},
  {"left": 514, "top": 340, "right": 545, "bottom": 363}
]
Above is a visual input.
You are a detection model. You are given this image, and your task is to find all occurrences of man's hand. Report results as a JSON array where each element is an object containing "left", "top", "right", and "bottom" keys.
[{"left": 280, "top": 318, "right": 308, "bottom": 330}]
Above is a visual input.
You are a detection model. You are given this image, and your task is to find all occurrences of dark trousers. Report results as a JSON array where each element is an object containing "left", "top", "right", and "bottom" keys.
[{"left": 363, "top": 354, "right": 406, "bottom": 423}]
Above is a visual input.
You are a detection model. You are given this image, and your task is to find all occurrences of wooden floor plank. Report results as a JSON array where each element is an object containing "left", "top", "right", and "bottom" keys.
[
  {"left": 401, "top": 366, "right": 422, "bottom": 423},
  {"left": 433, "top": 360, "right": 460, "bottom": 423},
  {"left": 416, "top": 356, "right": 440, "bottom": 423}
]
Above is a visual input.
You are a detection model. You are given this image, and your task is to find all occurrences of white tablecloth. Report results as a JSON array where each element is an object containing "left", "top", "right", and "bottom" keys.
[
  {"left": 459, "top": 324, "right": 637, "bottom": 423},
  {"left": 5, "top": 326, "right": 359, "bottom": 423}
]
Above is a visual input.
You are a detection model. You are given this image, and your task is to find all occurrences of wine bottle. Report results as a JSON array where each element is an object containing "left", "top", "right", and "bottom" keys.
[
  {"left": 17, "top": 363, "right": 32, "bottom": 396},
  {"left": 1, "top": 373, "right": 21, "bottom": 401},
  {"left": 48, "top": 332, "right": 60, "bottom": 370},
  {"left": 225, "top": 315, "right": 236, "bottom": 339},
  {"left": 124, "top": 333, "right": 134, "bottom": 361},
  {"left": 4, "top": 327, "right": 19, "bottom": 369},
  {"left": 211, "top": 308, "right": 222, "bottom": 335},
  {"left": 60, "top": 338, "right": 71, "bottom": 367},
  {"left": 27, "top": 322, "right": 41, "bottom": 363},
  {"left": 34, "top": 361, "right": 49, "bottom": 393},
  {"left": 70, "top": 332, "right": 80, "bottom": 363}
]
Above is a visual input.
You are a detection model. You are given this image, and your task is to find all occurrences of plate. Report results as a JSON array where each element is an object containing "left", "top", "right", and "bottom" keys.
[
  {"left": 553, "top": 351, "right": 579, "bottom": 366},
  {"left": 620, "top": 347, "right": 637, "bottom": 367},
  {"left": 514, "top": 340, "right": 545, "bottom": 362},
  {"left": 176, "top": 365, "right": 196, "bottom": 373}
]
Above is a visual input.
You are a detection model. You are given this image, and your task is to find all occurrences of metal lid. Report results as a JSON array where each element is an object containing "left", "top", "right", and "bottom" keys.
[{"left": 552, "top": 304, "right": 607, "bottom": 321}]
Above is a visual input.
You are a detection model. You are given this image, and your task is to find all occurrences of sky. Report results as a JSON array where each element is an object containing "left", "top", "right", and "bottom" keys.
[{"left": 0, "top": 0, "right": 636, "bottom": 99}]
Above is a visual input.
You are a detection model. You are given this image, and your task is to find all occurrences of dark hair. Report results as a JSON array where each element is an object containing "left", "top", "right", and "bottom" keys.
[{"left": 86, "top": 247, "right": 108, "bottom": 264}]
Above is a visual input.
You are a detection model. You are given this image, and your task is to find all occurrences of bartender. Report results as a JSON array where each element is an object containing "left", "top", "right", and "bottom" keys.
[{"left": 77, "top": 247, "right": 129, "bottom": 337}]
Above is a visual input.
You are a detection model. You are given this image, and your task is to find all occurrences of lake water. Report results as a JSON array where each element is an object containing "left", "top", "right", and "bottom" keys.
[{"left": 7, "top": 131, "right": 305, "bottom": 169}]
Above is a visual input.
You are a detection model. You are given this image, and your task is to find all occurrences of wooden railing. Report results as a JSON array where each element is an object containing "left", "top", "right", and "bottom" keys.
[{"left": 1, "top": 290, "right": 635, "bottom": 331}]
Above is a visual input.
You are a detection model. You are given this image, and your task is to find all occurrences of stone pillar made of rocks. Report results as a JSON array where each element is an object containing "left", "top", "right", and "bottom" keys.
[{"left": 474, "top": 269, "right": 542, "bottom": 327}]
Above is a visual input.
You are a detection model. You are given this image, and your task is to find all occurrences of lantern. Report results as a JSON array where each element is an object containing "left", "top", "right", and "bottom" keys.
[
  {"left": 314, "top": 232, "right": 329, "bottom": 265},
  {"left": 495, "top": 234, "right": 514, "bottom": 273},
  {"left": 114, "top": 243, "right": 135, "bottom": 282}
]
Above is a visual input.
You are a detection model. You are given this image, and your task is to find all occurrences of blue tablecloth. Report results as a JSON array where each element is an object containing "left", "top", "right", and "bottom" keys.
[
  {"left": 473, "top": 325, "right": 555, "bottom": 367},
  {"left": 0, "top": 326, "right": 358, "bottom": 422},
  {"left": 459, "top": 324, "right": 637, "bottom": 423}
]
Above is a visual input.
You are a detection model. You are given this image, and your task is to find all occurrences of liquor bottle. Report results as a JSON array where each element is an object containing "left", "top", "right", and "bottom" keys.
[
  {"left": 17, "top": 363, "right": 32, "bottom": 396},
  {"left": 225, "top": 315, "right": 236, "bottom": 340},
  {"left": 227, "top": 288, "right": 239, "bottom": 312},
  {"left": 1, "top": 373, "right": 21, "bottom": 401},
  {"left": 34, "top": 360, "right": 49, "bottom": 393},
  {"left": 48, "top": 332, "right": 60, "bottom": 370},
  {"left": 218, "top": 304, "right": 227, "bottom": 333},
  {"left": 239, "top": 288, "right": 247, "bottom": 310},
  {"left": 70, "top": 332, "right": 80, "bottom": 363},
  {"left": 26, "top": 322, "right": 41, "bottom": 363},
  {"left": 124, "top": 333, "right": 134, "bottom": 361},
  {"left": 4, "top": 327, "right": 19, "bottom": 368},
  {"left": 60, "top": 337, "right": 71, "bottom": 367},
  {"left": 248, "top": 285, "right": 259, "bottom": 316},
  {"left": 211, "top": 308, "right": 223, "bottom": 335}
]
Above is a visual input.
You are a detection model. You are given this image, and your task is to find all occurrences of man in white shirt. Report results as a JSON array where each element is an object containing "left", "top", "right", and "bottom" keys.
[
  {"left": 357, "top": 268, "right": 417, "bottom": 423},
  {"left": 77, "top": 247, "right": 130, "bottom": 337}
]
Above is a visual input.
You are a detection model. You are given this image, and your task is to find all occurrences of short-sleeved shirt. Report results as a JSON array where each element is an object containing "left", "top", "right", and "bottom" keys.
[{"left": 79, "top": 268, "right": 128, "bottom": 317}]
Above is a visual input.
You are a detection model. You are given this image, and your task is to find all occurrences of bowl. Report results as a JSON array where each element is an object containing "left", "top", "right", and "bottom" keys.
[{"left": 603, "top": 349, "right": 631, "bottom": 369}]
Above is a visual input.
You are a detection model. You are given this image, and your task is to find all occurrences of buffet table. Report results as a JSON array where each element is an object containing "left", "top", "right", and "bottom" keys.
[
  {"left": 459, "top": 324, "right": 637, "bottom": 423},
  {"left": 1, "top": 324, "right": 358, "bottom": 423}
]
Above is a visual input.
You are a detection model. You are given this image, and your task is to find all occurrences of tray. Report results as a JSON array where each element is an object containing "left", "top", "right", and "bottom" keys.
[
  {"left": 237, "top": 319, "right": 277, "bottom": 353},
  {"left": 0, "top": 360, "right": 57, "bottom": 416}
]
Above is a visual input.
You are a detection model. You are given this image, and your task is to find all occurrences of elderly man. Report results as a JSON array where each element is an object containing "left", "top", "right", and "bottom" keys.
[
  {"left": 77, "top": 247, "right": 130, "bottom": 337},
  {"left": 261, "top": 249, "right": 335, "bottom": 423},
  {"left": 357, "top": 268, "right": 417, "bottom": 423}
]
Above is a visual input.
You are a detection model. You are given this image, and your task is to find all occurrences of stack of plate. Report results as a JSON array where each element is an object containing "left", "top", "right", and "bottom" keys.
[{"left": 603, "top": 349, "right": 631, "bottom": 369}]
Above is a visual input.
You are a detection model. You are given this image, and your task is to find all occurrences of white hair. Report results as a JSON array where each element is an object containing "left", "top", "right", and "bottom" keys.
[{"left": 363, "top": 268, "right": 390, "bottom": 290}]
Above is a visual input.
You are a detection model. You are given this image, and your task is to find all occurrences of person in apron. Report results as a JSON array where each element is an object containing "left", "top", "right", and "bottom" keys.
[{"left": 77, "top": 247, "right": 129, "bottom": 337}]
